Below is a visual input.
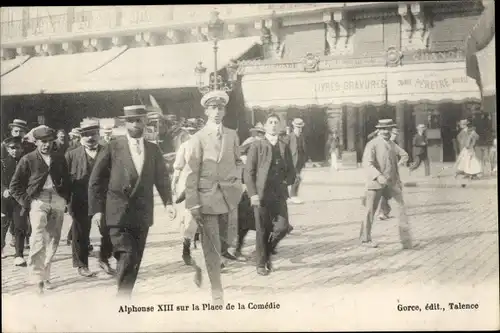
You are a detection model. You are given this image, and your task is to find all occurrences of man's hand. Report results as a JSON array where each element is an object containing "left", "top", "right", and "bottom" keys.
[
  {"left": 166, "top": 205, "right": 177, "bottom": 220},
  {"left": 377, "top": 175, "right": 388, "bottom": 186},
  {"left": 190, "top": 207, "right": 202, "bottom": 224},
  {"left": 92, "top": 212, "right": 103, "bottom": 229},
  {"left": 250, "top": 195, "right": 260, "bottom": 206},
  {"left": 2, "top": 189, "right": 10, "bottom": 198}
]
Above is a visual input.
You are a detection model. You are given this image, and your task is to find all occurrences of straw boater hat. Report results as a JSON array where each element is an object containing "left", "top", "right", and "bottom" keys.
[
  {"left": 80, "top": 119, "right": 100, "bottom": 134},
  {"left": 416, "top": 124, "right": 427, "bottom": 130},
  {"left": 119, "top": 105, "right": 149, "bottom": 119},
  {"left": 9, "top": 119, "right": 29, "bottom": 131},
  {"left": 292, "top": 118, "right": 305, "bottom": 128},
  {"left": 250, "top": 122, "right": 266, "bottom": 134},
  {"left": 200, "top": 90, "right": 229, "bottom": 108},
  {"left": 32, "top": 126, "right": 56, "bottom": 141},
  {"left": 69, "top": 128, "right": 81, "bottom": 138},
  {"left": 182, "top": 118, "right": 198, "bottom": 131},
  {"left": 101, "top": 124, "right": 113, "bottom": 133},
  {"left": 375, "top": 119, "right": 397, "bottom": 129}
]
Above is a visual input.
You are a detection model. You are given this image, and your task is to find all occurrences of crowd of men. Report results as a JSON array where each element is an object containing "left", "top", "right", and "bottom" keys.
[{"left": 2, "top": 89, "right": 494, "bottom": 306}]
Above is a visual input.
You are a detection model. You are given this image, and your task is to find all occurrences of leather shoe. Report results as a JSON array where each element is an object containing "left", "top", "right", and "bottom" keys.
[
  {"left": 257, "top": 267, "right": 269, "bottom": 276},
  {"left": 361, "top": 241, "right": 378, "bottom": 248},
  {"left": 78, "top": 267, "right": 96, "bottom": 277},
  {"left": 222, "top": 251, "right": 238, "bottom": 261},
  {"left": 99, "top": 261, "right": 116, "bottom": 276},
  {"left": 43, "top": 280, "right": 54, "bottom": 290},
  {"left": 265, "top": 260, "right": 273, "bottom": 272}
]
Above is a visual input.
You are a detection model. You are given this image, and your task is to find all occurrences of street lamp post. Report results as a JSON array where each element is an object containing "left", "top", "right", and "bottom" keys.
[{"left": 194, "top": 10, "right": 238, "bottom": 94}]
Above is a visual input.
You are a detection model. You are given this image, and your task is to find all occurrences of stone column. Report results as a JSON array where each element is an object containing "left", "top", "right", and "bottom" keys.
[
  {"left": 395, "top": 103, "right": 406, "bottom": 150},
  {"left": 342, "top": 106, "right": 358, "bottom": 167}
]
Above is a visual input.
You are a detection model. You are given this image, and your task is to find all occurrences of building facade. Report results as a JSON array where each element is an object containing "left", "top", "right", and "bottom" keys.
[{"left": 1, "top": 3, "right": 494, "bottom": 162}]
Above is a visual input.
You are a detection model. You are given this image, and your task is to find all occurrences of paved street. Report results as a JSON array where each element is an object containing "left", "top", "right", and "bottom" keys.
[{"left": 2, "top": 168, "right": 499, "bottom": 331}]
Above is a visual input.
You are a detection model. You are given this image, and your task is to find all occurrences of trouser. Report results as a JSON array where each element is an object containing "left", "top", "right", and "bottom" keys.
[
  {"left": 199, "top": 213, "right": 228, "bottom": 303},
  {"left": 71, "top": 210, "right": 113, "bottom": 268},
  {"left": 378, "top": 195, "right": 391, "bottom": 216},
  {"left": 255, "top": 197, "right": 289, "bottom": 268},
  {"left": 109, "top": 226, "right": 149, "bottom": 297},
  {"left": 409, "top": 153, "right": 430, "bottom": 176},
  {"left": 67, "top": 224, "right": 73, "bottom": 241},
  {"left": 361, "top": 185, "right": 413, "bottom": 248},
  {"left": 290, "top": 167, "right": 303, "bottom": 197},
  {"left": 28, "top": 190, "right": 66, "bottom": 283},
  {"left": 330, "top": 152, "right": 339, "bottom": 171}
]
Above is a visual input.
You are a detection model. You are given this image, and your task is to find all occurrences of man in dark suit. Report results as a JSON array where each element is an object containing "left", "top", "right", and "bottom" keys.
[
  {"left": 66, "top": 119, "right": 115, "bottom": 278},
  {"left": 409, "top": 124, "right": 430, "bottom": 176},
  {"left": 88, "top": 105, "right": 175, "bottom": 297},
  {"left": 244, "top": 114, "right": 296, "bottom": 276},
  {"left": 99, "top": 125, "right": 114, "bottom": 145},
  {"left": 1, "top": 137, "right": 28, "bottom": 265},
  {"left": 288, "top": 118, "right": 307, "bottom": 204},
  {"left": 1, "top": 119, "right": 35, "bottom": 159},
  {"left": 53, "top": 129, "right": 69, "bottom": 156},
  {"left": 10, "top": 126, "right": 71, "bottom": 294}
]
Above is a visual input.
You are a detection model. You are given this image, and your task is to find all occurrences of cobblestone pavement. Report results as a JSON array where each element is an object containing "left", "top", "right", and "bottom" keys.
[{"left": 2, "top": 168, "right": 499, "bottom": 331}]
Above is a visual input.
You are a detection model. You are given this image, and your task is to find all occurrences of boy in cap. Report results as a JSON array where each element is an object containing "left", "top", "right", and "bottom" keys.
[
  {"left": 409, "top": 124, "right": 430, "bottom": 176},
  {"left": 361, "top": 119, "right": 417, "bottom": 250},
  {"left": 288, "top": 118, "right": 308, "bottom": 204},
  {"left": 10, "top": 126, "right": 71, "bottom": 293},
  {"left": 1, "top": 136, "right": 28, "bottom": 265},
  {"left": 66, "top": 119, "right": 115, "bottom": 278},
  {"left": 184, "top": 90, "right": 243, "bottom": 305},
  {"left": 67, "top": 128, "right": 82, "bottom": 152}
]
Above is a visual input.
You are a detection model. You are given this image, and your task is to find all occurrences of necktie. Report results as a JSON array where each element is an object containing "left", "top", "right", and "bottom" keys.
[
  {"left": 135, "top": 139, "right": 142, "bottom": 155},
  {"left": 216, "top": 127, "right": 222, "bottom": 141}
]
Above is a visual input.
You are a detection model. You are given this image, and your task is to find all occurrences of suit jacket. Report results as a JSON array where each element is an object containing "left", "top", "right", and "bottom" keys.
[
  {"left": 10, "top": 150, "right": 71, "bottom": 208},
  {"left": 412, "top": 133, "right": 428, "bottom": 156},
  {"left": 53, "top": 141, "right": 69, "bottom": 155},
  {"left": 288, "top": 132, "right": 307, "bottom": 170},
  {"left": 244, "top": 138, "right": 296, "bottom": 200},
  {"left": 362, "top": 136, "right": 403, "bottom": 190},
  {"left": 67, "top": 142, "right": 81, "bottom": 152},
  {"left": 88, "top": 136, "right": 172, "bottom": 229},
  {"left": 184, "top": 125, "right": 243, "bottom": 215},
  {"left": 65, "top": 145, "right": 103, "bottom": 215},
  {"left": 1, "top": 155, "right": 19, "bottom": 195}
]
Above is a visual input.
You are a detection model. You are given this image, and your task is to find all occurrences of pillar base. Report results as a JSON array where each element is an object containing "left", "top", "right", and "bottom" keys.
[{"left": 341, "top": 151, "right": 358, "bottom": 168}]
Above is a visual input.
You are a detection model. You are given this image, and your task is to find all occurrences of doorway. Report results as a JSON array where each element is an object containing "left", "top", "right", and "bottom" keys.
[
  {"left": 286, "top": 108, "right": 328, "bottom": 162},
  {"left": 440, "top": 103, "right": 464, "bottom": 162}
]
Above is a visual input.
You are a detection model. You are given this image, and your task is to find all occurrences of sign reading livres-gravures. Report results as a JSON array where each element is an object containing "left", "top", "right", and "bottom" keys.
[{"left": 242, "top": 68, "right": 388, "bottom": 108}]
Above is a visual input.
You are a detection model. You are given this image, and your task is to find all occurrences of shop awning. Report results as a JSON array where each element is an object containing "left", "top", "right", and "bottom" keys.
[
  {"left": 386, "top": 62, "right": 481, "bottom": 104},
  {"left": 48, "top": 36, "right": 262, "bottom": 94},
  {"left": 242, "top": 66, "right": 388, "bottom": 110},
  {"left": 0, "top": 55, "right": 30, "bottom": 77},
  {"left": 475, "top": 35, "right": 495, "bottom": 97},
  {"left": 1, "top": 46, "right": 128, "bottom": 96}
]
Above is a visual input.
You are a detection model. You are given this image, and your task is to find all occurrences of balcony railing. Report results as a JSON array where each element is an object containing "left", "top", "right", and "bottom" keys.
[{"left": 0, "top": 4, "right": 380, "bottom": 45}]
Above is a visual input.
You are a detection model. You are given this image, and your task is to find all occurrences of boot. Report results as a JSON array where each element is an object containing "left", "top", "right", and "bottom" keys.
[{"left": 182, "top": 238, "right": 192, "bottom": 265}]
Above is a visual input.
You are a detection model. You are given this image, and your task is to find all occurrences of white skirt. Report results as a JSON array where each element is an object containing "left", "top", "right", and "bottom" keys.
[{"left": 455, "top": 148, "right": 482, "bottom": 176}]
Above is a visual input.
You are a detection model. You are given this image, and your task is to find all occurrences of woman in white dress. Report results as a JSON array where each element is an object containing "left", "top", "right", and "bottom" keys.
[{"left": 455, "top": 120, "right": 482, "bottom": 180}]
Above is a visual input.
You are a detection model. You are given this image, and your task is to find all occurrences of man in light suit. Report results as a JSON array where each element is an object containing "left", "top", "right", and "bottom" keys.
[
  {"left": 361, "top": 119, "right": 418, "bottom": 250},
  {"left": 288, "top": 118, "right": 307, "bottom": 204},
  {"left": 88, "top": 105, "right": 175, "bottom": 297},
  {"left": 184, "top": 90, "right": 243, "bottom": 305}
]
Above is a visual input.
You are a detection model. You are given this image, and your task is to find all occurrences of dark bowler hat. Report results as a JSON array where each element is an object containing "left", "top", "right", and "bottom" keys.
[
  {"left": 375, "top": 119, "right": 396, "bottom": 129},
  {"left": 80, "top": 118, "right": 100, "bottom": 134},
  {"left": 2, "top": 136, "right": 22, "bottom": 147},
  {"left": 119, "top": 105, "right": 148, "bottom": 119},
  {"left": 8, "top": 119, "right": 28, "bottom": 131},
  {"left": 33, "top": 126, "right": 56, "bottom": 141}
]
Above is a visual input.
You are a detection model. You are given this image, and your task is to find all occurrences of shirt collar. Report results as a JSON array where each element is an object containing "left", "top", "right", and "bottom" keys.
[
  {"left": 265, "top": 133, "right": 278, "bottom": 145},
  {"left": 126, "top": 133, "right": 144, "bottom": 145},
  {"left": 206, "top": 121, "right": 222, "bottom": 133}
]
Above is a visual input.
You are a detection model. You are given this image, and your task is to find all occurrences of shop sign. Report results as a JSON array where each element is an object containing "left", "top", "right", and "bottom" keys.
[
  {"left": 240, "top": 55, "right": 386, "bottom": 75},
  {"left": 314, "top": 77, "right": 387, "bottom": 97},
  {"left": 405, "top": 49, "right": 466, "bottom": 64},
  {"left": 387, "top": 67, "right": 481, "bottom": 103}
]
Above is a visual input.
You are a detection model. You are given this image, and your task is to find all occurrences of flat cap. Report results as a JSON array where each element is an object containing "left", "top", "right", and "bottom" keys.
[
  {"left": 2, "top": 136, "right": 22, "bottom": 146},
  {"left": 33, "top": 126, "right": 56, "bottom": 141}
]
